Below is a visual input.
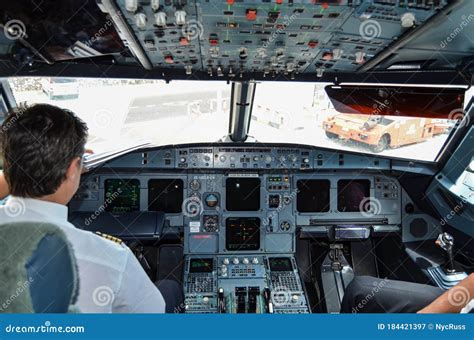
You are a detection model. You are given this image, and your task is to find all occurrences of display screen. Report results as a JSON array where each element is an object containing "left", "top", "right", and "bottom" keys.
[
  {"left": 226, "top": 217, "right": 260, "bottom": 251},
  {"left": 269, "top": 258, "right": 293, "bottom": 272},
  {"left": 337, "top": 179, "right": 371, "bottom": 212},
  {"left": 226, "top": 177, "right": 261, "bottom": 211},
  {"left": 104, "top": 179, "right": 140, "bottom": 213},
  {"left": 296, "top": 180, "right": 330, "bottom": 213},
  {"left": 189, "top": 258, "right": 214, "bottom": 273},
  {"left": 148, "top": 179, "right": 183, "bottom": 213}
]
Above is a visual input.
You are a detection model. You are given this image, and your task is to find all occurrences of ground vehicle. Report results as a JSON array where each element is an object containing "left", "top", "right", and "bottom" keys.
[
  {"left": 0, "top": 0, "right": 472, "bottom": 327},
  {"left": 41, "top": 78, "right": 79, "bottom": 100},
  {"left": 323, "top": 114, "right": 450, "bottom": 153}
]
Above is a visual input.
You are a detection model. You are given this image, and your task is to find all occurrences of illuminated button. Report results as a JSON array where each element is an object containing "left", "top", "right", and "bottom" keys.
[
  {"left": 246, "top": 9, "right": 257, "bottom": 21},
  {"left": 233, "top": 258, "right": 239, "bottom": 265},
  {"left": 243, "top": 258, "right": 249, "bottom": 265}
]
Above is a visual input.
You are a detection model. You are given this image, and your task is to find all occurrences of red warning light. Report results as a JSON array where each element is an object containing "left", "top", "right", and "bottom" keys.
[
  {"left": 322, "top": 2, "right": 329, "bottom": 9},
  {"left": 179, "top": 37, "right": 189, "bottom": 46},
  {"left": 227, "top": 0, "right": 234, "bottom": 5},
  {"left": 246, "top": 9, "right": 257, "bottom": 21}
]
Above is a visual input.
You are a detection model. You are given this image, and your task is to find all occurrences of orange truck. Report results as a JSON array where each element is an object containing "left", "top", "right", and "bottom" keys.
[{"left": 322, "top": 114, "right": 450, "bottom": 153}]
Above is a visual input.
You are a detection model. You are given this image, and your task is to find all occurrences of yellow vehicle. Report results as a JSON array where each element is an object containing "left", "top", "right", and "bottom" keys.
[{"left": 322, "top": 114, "right": 450, "bottom": 153}]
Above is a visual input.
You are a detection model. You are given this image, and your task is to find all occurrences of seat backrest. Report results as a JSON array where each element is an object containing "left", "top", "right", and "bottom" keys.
[{"left": 0, "top": 222, "right": 79, "bottom": 313}]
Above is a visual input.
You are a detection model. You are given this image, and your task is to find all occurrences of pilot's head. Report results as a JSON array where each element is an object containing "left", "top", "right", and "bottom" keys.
[{"left": 0, "top": 104, "right": 88, "bottom": 205}]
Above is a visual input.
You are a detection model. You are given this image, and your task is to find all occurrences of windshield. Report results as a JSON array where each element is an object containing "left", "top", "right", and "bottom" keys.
[
  {"left": 8, "top": 78, "right": 231, "bottom": 152},
  {"left": 251, "top": 82, "right": 464, "bottom": 162},
  {"left": 7, "top": 77, "right": 464, "bottom": 162}
]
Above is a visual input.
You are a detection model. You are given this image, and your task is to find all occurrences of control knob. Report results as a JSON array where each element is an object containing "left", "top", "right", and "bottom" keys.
[
  {"left": 243, "top": 258, "right": 249, "bottom": 265},
  {"left": 223, "top": 258, "right": 229, "bottom": 265},
  {"left": 264, "top": 155, "right": 273, "bottom": 163},
  {"left": 252, "top": 257, "right": 259, "bottom": 264},
  {"left": 232, "top": 258, "right": 239, "bottom": 265}
]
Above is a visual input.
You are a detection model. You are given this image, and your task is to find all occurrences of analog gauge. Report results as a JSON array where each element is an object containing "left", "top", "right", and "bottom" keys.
[
  {"left": 205, "top": 193, "right": 219, "bottom": 208},
  {"left": 190, "top": 179, "right": 201, "bottom": 191}
]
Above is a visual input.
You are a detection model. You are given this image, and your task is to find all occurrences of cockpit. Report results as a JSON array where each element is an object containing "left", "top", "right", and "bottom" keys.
[{"left": 0, "top": 0, "right": 473, "bottom": 317}]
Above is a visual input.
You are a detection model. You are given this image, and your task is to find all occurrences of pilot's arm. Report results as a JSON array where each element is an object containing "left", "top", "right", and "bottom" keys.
[
  {"left": 418, "top": 273, "right": 474, "bottom": 313},
  {"left": 112, "top": 249, "right": 167, "bottom": 313},
  {"left": 0, "top": 171, "right": 9, "bottom": 199}
]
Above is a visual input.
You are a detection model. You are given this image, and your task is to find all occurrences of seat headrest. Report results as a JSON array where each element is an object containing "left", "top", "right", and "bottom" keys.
[{"left": 0, "top": 222, "right": 79, "bottom": 313}]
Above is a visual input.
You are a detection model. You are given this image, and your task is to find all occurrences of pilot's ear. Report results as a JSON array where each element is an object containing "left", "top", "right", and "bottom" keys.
[{"left": 66, "top": 157, "right": 82, "bottom": 180}]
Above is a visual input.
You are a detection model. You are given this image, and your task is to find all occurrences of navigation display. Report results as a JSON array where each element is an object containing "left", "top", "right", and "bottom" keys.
[
  {"left": 296, "top": 180, "right": 330, "bottom": 213},
  {"left": 226, "top": 177, "right": 261, "bottom": 211},
  {"left": 189, "top": 258, "right": 214, "bottom": 273},
  {"left": 104, "top": 179, "right": 140, "bottom": 213},
  {"left": 226, "top": 217, "right": 260, "bottom": 251},
  {"left": 337, "top": 179, "right": 371, "bottom": 212},
  {"left": 148, "top": 179, "right": 183, "bottom": 213}
]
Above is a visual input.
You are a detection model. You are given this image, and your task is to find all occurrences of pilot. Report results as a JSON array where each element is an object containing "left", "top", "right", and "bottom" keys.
[
  {"left": 341, "top": 274, "right": 473, "bottom": 313},
  {"left": 0, "top": 104, "right": 183, "bottom": 313}
]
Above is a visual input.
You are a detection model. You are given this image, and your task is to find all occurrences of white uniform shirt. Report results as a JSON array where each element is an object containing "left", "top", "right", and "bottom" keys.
[{"left": 0, "top": 197, "right": 166, "bottom": 313}]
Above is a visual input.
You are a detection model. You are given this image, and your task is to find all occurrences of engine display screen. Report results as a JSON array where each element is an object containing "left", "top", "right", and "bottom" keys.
[
  {"left": 226, "top": 217, "right": 260, "bottom": 251},
  {"left": 269, "top": 258, "right": 293, "bottom": 272},
  {"left": 226, "top": 177, "right": 261, "bottom": 211},
  {"left": 148, "top": 179, "right": 183, "bottom": 213},
  {"left": 189, "top": 258, "right": 214, "bottom": 273},
  {"left": 104, "top": 179, "right": 140, "bottom": 213},
  {"left": 296, "top": 180, "right": 330, "bottom": 213},
  {"left": 337, "top": 179, "right": 371, "bottom": 212}
]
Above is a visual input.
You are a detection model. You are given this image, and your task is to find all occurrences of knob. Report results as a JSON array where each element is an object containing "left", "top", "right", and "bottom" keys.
[
  {"left": 230, "top": 156, "right": 236, "bottom": 162},
  {"left": 204, "top": 155, "right": 211, "bottom": 162},
  {"left": 175, "top": 10, "right": 187, "bottom": 26},
  {"left": 289, "top": 155, "right": 297, "bottom": 162},
  {"left": 180, "top": 157, "right": 186, "bottom": 163},
  {"left": 203, "top": 296, "right": 209, "bottom": 304},
  {"left": 279, "top": 155, "right": 286, "bottom": 163},
  {"left": 219, "top": 155, "right": 226, "bottom": 162},
  {"left": 233, "top": 258, "right": 239, "bottom": 265},
  {"left": 292, "top": 295, "right": 299, "bottom": 302},
  {"left": 264, "top": 155, "right": 272, "bottom": 163},
  {"left": 243, "top": 258, "right": 249, "bottom": 265},
  {"left": 223, "top": 258, "right": 229, "bottom": 265},
  {"left": 253, "top": 156, "right": 259, "bottom": 162},
  {"left": 220, "top": 265, "right": 227, "bottom": 274},
  {"left": 303, "top": 158, "right": 310, "bottom": 164},
  {"left": 252, "top": 257, "right": 259, "bottom": 264}
]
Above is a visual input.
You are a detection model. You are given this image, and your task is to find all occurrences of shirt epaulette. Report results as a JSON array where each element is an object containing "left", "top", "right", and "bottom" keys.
[{"left": 96, "top": 231, "right": 123, "bottom": 245}]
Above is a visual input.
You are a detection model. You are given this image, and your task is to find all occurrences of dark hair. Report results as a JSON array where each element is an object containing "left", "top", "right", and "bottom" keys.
[{"left": 0, "top": 103, "right": 88, "bottom": 198}]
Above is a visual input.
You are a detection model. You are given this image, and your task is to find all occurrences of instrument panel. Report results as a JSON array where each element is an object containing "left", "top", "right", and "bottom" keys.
[{"left": 69, "top": 145, "right": 405, "bottom": 314}]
